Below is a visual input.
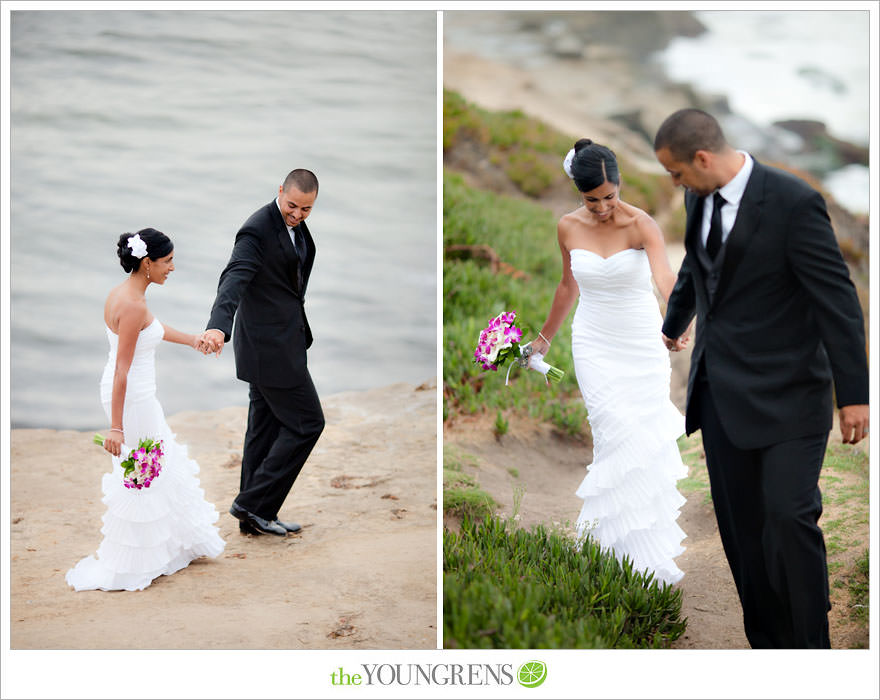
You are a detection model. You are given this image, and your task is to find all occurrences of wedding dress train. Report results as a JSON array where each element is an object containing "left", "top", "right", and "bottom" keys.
[{"left": 66, "top": 318, "right": 225, "bottom": 591}]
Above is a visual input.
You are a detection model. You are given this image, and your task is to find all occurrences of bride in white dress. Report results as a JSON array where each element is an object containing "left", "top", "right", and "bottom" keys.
[
  {"left": 529, "top": 139, "right": 689, "bottom": 585},
  {"left": 66, "top": 228, "right": 225, "bottom": 592}
]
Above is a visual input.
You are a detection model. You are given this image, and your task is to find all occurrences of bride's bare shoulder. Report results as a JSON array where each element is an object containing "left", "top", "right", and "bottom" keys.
[
  {"left": 626, "top": 204, "right": 662, "bottom": 234},
  {"left": 104, "top": 285, "right": 148, "bottom": 331},
  {"left": 557, "top": 208, "right": 587, "bottom": 248},
  {"left": 616, "top": 199, "right": 649, "bottom": 222},
  {"left": 558, "top": 207, "right": 587, "bottom": 229}
]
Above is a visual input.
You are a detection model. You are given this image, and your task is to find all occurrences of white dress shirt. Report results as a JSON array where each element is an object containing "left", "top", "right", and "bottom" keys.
[{"left": 700, "top": 151, "right": 754, "bottom": 247}]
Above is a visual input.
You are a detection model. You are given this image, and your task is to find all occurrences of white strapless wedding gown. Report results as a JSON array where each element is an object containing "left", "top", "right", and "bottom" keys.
[
  {"left": 570, "top": 248, "right": 687, "bottom": 585},
  {"left": 66, "top": 318, "right": 225, "bottom": 591}
]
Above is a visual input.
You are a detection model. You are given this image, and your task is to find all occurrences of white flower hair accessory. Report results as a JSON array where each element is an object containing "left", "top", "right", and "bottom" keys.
[
  {"left": 128, "top": 233, "right": 148, "bottom": 259},
  {"left": 563, "top": 147, "right": 576, "bottom": 179}
]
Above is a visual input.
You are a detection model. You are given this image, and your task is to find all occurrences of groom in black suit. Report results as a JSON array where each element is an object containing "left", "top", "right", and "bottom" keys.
[
  {"left": 654, "top": 109, "right": 868, "bottom": 648},
  {"left": 201, "top": 169, "right": 325, "bottom": 536}
]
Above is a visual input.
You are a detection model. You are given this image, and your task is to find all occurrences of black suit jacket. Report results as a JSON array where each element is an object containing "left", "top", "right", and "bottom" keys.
[
  {"left": 207, "top": 200, "right": 316, "bottom": 388},
  {"left": 662, "top": 158, "right": 868, "bottom": 449}
]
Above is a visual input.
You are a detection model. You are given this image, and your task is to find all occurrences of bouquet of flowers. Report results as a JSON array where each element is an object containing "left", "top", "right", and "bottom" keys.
[
  {"left": 474, "top": 311, "right": 564, "bottom": 384},
  {"left": 92, "top": 434, "right": 165, "bottom": 489}
]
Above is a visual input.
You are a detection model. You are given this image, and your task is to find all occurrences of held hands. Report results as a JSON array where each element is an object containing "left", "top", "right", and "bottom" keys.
[
  {"left": 662, "top": 332, "right": 691, "bottom": 352},
  {"left": 196, "top": 329, "right": 225, "bottom": 357},
  {"left": 662, "top": 320, "right": 694, "bottom": 352},
  {"left": 839, "top": 404, "right": 869, "bottom": 445}
]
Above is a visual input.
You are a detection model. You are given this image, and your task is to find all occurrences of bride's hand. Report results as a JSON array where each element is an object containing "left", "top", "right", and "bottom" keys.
[
  {"left": 670, "top": 321, "right": 695, "bottom": 351},
  {"left": 662, "top": 333, "right": 689, "bottom": 352},
  {"left": 197, "top": 329, "right": 224, "bottom": 357},
  {"left": 103, "top": 430, "right": 124, "bottom": 457},
  {"left": 529, "top": 336, "right": 551, "bottom": 357}
]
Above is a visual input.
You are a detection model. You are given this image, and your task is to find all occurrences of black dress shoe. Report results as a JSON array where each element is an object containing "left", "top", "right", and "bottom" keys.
[
  {"left": 239, "top": 521, "right": 260, "bottom": 535},
  {"left": 274, "top": 519, "right": 302, "bottom": 533},
  {"left": 229, "top": 503, "right": 286, "bottom": 536}
]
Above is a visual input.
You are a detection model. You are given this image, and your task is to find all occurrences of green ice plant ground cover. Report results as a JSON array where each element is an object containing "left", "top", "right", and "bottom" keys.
[
  {"left": 443, "top": 170, "right": 588, "bottom": 438},
  {"left": 444, "top": 515, "right": 686, "bottom": 649}
]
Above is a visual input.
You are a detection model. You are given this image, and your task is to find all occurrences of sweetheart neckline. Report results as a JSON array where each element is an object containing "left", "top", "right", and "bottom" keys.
[
  {"left": 105, "top": 317, "right": 161, "bottom": 337},
  {"left": 570, "top": 247, "right": 643, "bottom": 261}
]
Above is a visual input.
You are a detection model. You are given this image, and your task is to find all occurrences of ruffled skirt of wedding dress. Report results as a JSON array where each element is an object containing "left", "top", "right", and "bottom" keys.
[
  {"left": 66, "top": 395, "right": 225, "bottom": 592},
  {"left": 573, "top": 338, "right": 687, "bottom": 586}
]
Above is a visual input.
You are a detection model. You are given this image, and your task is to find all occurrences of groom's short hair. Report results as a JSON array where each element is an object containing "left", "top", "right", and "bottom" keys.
[
  {"left": 283, "top": 169, "right": 319, "bottom": 194},
  {"left": 654, "top": 109, "right": 728, "bottom": 162}
]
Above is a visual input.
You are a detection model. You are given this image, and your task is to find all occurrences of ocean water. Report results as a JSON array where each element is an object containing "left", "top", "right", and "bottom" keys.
[
  {"left": 9, "top": 10, "right": 437, "bottom": 429},
  {"left": 656, "top": 10, "right": 870, "bottom": 213}
]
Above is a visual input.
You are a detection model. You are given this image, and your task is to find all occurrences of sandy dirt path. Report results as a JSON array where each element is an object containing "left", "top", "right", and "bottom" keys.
[{"left": 10, "top": 382, "right": 438, "bottom": 650}]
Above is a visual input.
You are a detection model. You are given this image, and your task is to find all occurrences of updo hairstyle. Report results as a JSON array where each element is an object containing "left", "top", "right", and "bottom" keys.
[
  {"left": 116, "top": 228, "right": 174, "bottom": 273},
  {"left": 569, "top": 138, "right": 620, "bottom": 193}
]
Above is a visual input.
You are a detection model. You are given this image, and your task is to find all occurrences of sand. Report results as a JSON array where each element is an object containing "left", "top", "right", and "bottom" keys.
[{"left": 9, "top": 381, "right": 438, "bottom": 650}]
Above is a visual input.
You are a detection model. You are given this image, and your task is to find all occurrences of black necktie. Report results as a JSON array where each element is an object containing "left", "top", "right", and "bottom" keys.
[
  {"left": 291, "top": 226, "right": 304, "bottom": 292},
  {"left": 706, "top": 192, "right": 726, "bottom": 260},
  {"left": 291, "top": 226, "right": 304, "bottom": 262}
]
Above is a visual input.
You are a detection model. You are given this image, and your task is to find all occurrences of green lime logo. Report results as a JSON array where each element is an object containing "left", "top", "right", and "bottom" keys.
[{"left": 517, "top": 660, "right": 547, "bottom": 688}]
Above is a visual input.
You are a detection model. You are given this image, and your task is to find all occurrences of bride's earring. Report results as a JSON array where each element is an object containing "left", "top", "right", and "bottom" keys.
[{"left": 146, "top": 265, "right": 151, "bottom": 281}]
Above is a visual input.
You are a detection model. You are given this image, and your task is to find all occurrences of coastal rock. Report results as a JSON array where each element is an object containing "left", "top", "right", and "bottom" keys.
[
  {"left": 718, "top": 113, "right": 805, "bottom": 162},
  {"left": 773, "top": 119, "right": 869, "bottom": 173}
]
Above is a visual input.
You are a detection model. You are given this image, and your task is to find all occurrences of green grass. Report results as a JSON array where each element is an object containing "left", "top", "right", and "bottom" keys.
[
  {"left": 443, "top": 89, "right": 490, "bottom": 152},
  {"left": 444, "top": 89, "right": 572, "bottom": 198},
  {"left": 822, "top": 442, "right": 869, "bottom": 477},
  {"left": 444, "top": 446, "right": 496, "bottom": 520},
  {"left": 442, "top": 454, "right": 686, "bottom": 649},
  {"left": 675, "top": 434, "right": 712, "bottom": 505},
  {"left": 444, "top": 515, "right": 686, "bottom": 648},
  {"left": 846, "top": 550, "right": 869, "bottom": 624},
  {"left": 818, "top": 443, "right": 869, "bottom": 569},
  {"left": 493, "top": 410, "right": 509, "bottom": 437},
  {"left": 443, "top": 89, "right": 680, "bottom": 214},
  {"left": 444, "top": 487, "right": 496, "bottom": 521},
  {"left": 826, "top": 535, "right": 846, "bottom": 557},
  {"left": 828, "top": 561, "right": 844, "bottom": 575},
  {"left": 443, "top": 170, "right": 589, "bottom": 437}
]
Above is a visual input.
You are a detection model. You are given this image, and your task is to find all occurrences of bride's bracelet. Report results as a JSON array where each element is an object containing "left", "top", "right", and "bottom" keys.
[
  {"left": 538, "top": 332, "right": 552, "bottom": 346},
  {"left": 110, "top": 428, "right": 124, "bottom": 434}
]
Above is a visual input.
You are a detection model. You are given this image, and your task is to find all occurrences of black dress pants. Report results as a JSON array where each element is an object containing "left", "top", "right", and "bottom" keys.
[
  {"left": 234, "top": 372, "right": 325, "bottom": 521},
  {"left": 695, "top": 367, "right": 831, "bottom": 648}
]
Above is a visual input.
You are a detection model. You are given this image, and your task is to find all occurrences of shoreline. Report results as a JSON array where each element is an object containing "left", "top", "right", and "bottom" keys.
[{"left": 10, "top": 371, "right": 439, "bottom": 432}]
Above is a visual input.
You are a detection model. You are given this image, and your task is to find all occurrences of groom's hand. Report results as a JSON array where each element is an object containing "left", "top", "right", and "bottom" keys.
[
  {"left": 662, "top": 333, "right": 689, "bottom": 352},
  {"left": 199, "top": 329, "right": 225, "bottom": 357},
  {"left": 839, "top": 404, "right": 869, "bottom": 445}
]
